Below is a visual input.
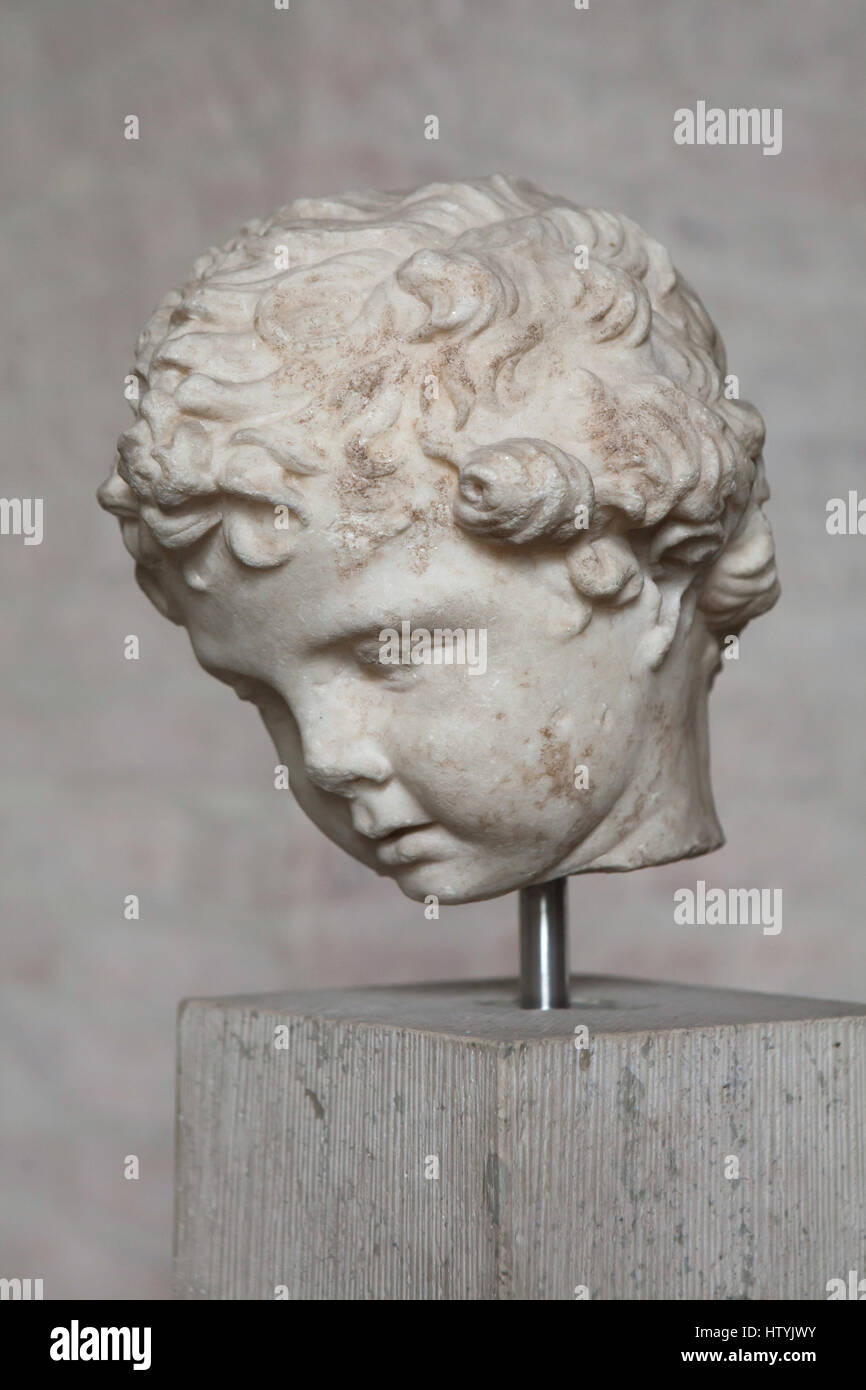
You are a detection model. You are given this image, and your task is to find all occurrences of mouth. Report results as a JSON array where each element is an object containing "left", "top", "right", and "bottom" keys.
[{"left": 366, "top": 822, "right": 441, "bottom": 867}]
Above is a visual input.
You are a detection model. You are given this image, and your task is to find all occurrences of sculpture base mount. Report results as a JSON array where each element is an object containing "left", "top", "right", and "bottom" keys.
[{"left": 174, "top": 975, "right": 866, "bottom": 1300}]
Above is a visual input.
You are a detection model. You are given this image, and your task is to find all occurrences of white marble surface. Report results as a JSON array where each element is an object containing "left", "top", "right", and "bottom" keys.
[
  {"left": 2, "top": 0, "right": 864, "bottom": 1300},
  {"left": 98, "top": 174, "right": 779, "bottom": 901}
]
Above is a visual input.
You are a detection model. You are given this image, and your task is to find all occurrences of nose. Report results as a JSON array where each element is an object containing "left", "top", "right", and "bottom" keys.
[{"left": 301, "top": 714, "right": 392, "bottom": 795}]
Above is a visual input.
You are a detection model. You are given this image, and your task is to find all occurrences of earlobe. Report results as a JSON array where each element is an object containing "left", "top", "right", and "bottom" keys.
[
  {"left": 179, "top": 526, "right": 227, "bottom": 592},
  {"left": 637, "top": 571, "right": 695, "bottom": 671}
]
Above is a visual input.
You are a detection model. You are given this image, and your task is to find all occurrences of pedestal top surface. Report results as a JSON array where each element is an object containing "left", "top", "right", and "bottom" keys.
[{"left": 182, "top": 975, "right": 866, "bottom": 1043}]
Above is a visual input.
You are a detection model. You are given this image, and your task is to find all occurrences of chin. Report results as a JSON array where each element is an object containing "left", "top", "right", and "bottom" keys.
[
  {"left": 387, "top": 859, "right": 540, "bottom": 906},
  {"left": 383, "top": 863, "right": 457, "bottom": 903}
]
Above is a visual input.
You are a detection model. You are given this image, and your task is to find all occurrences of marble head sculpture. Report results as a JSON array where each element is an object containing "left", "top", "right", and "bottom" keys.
[{"left": 98, "top": 174, "right": 779, "bottom": 904}]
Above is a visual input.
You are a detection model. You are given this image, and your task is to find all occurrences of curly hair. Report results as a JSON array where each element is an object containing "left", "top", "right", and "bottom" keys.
[{"left": 98, "top": 174, "right": 778, "bottom": 639}]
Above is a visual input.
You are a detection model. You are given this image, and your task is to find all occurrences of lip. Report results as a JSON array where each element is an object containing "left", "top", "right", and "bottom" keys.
[
  {"left": 369, "top": 823, "right": 441, "bottom": 867},
  {"left": 365, "top": 820, "right": 435, "bottom": 842}
]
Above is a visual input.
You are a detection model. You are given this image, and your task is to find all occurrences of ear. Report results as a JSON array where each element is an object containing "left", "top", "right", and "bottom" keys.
[
  {"left": 636, "top": 571, "right": 694, "bottom": 670},
  {"left": 637, "top": 521, "right": 724, "bottom": 670}
]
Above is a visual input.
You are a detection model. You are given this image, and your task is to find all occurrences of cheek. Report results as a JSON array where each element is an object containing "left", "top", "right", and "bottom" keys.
[
  {"left": 392, "top": 679, "right": 519, "bottom": 785},
  {"left": 396, "top": 691, "right": 581, "bottom": 830},
  {"left": 463, "top": 686, "right": 612, "bottom": 830}
]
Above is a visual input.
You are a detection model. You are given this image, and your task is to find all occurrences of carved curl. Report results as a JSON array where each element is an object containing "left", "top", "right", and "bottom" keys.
[
  {"left": 98, "top": 174, "right": 778, "bottom": 645},
  {"left": 451, "top": 438, "right": 595, "bottom": 546}
]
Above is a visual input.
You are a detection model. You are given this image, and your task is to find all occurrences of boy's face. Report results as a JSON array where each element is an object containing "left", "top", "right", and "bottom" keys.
[{"left": 169, "top": 489, "right": 655, "bottom": 904}]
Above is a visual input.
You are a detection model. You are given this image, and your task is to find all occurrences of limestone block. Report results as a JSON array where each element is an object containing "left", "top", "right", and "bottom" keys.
[{"left": 174, "top": 976, "right": 866, "bottom": 1300}]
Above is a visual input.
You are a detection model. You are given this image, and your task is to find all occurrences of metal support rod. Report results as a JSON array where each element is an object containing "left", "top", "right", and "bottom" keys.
[{"left": 519, "top": 877, "right": 569, "bottom": 1009}]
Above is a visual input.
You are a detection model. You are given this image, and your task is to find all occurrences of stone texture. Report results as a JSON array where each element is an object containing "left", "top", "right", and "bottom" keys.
[
  {"left": 98, "top": 175, "right": 780, "bottom": 903},
  {"left": 175, "top": 977, "right": 866, "bottom": 1300}
]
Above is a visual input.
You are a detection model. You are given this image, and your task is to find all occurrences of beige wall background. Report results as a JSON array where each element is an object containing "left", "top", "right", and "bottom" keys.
[{"left": 2, "top": 0, "right": 864, "bottom": 1299}]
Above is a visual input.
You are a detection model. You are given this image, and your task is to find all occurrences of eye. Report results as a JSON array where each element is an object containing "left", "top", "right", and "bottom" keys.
[
  {"left": 348, "top": 634, "right": 419, "bottom": 688},
  {"left": 353, "top": 637, "right": 388, "bottom": 671}
]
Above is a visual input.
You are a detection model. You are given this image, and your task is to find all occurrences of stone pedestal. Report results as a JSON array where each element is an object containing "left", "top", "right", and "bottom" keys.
[{"left": 174, "top": 976, "right": 866, "bottom": 1300}]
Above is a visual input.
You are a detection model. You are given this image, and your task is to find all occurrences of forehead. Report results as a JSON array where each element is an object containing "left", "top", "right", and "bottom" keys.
[
  {"left": 319, "top": 446, "right": 456, "bottom": 568},
  {"left": 187, "top": 522, "right": 530, "bottom": 677},
  {"left": 273, "top": 522, "right": 510, "bottom": 639}
]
